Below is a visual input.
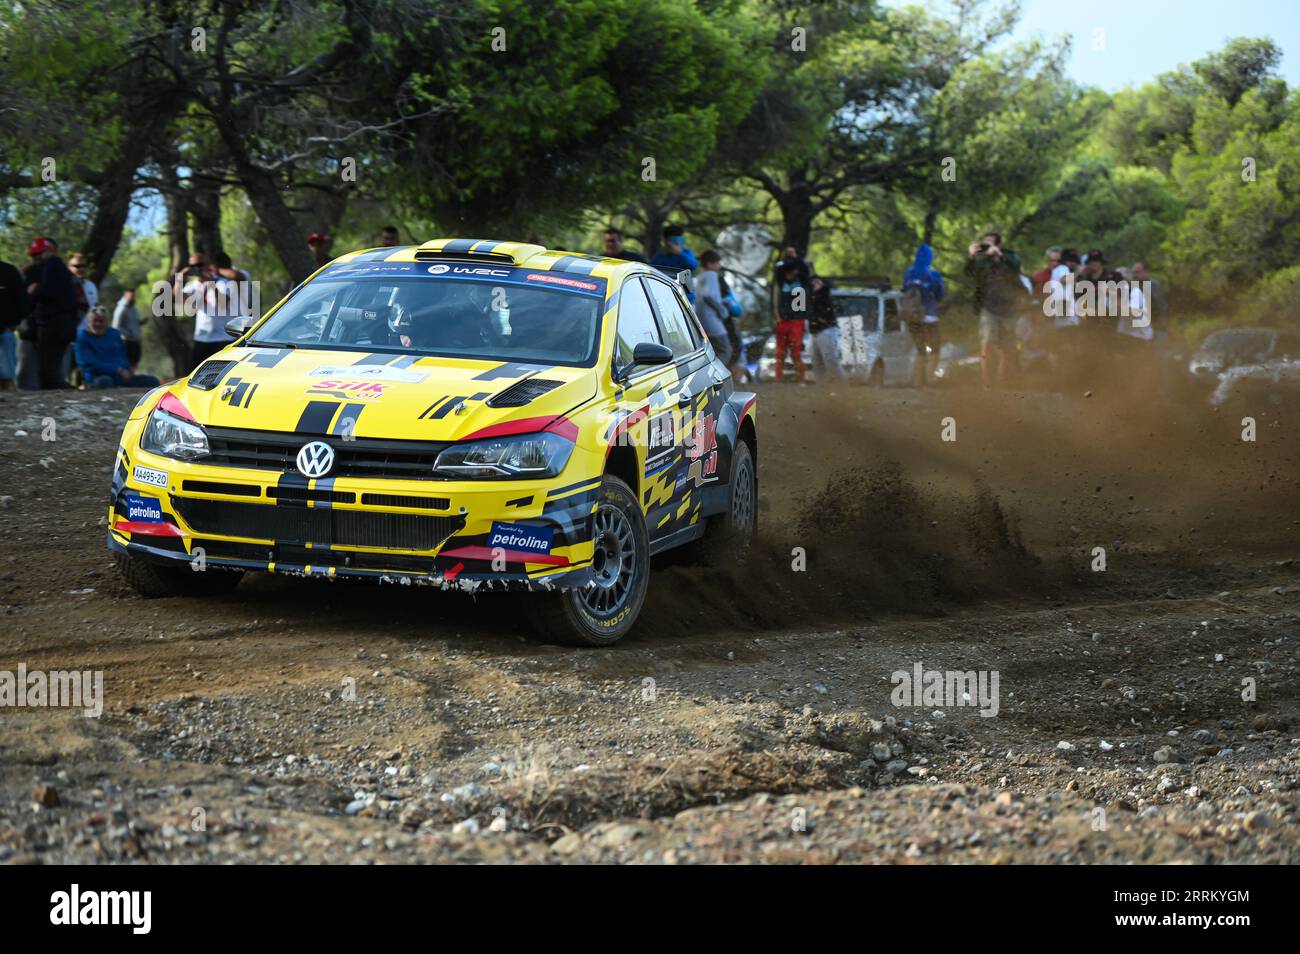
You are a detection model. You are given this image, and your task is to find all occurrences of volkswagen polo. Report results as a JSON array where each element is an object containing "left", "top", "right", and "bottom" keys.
[{"left": 108, "top": 239, "right": 758, "bottom": 645}]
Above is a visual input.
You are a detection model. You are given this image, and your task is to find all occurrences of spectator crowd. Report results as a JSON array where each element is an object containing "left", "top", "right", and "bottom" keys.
[
  {"left": 610, "top": 223, "right": 1167, "bottom": 391},
  {"left": 0, "top": 222, "right": 1167, "bottom": 393}
]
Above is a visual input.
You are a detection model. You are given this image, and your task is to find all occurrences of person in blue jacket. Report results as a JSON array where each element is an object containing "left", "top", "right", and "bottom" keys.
[
  {"left": 649, "top": 225, "right": 698, "bottom": 302},
  {"left": 74, "top": 305, "right": 160, "bottom": 389},
  {"left": 902, "top": 242, "right": 945, "bottom": 386}
]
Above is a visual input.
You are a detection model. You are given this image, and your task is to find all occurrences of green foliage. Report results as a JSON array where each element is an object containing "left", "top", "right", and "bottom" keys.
[{"left": 1, "top": 1, "right": 1298, "bottom": 338}]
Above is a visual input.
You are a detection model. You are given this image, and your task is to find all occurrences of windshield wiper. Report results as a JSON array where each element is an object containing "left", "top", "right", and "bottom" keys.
[{"left": 246, "top": 340, "right": 297, "bottom": 349}]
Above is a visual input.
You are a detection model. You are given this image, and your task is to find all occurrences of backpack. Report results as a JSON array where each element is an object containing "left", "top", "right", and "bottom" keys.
[{"left": 900, "top": 283, "right": 925, "bottom": 324}]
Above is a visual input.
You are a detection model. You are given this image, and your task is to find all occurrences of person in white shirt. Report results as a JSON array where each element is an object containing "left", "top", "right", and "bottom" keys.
[
  {"left": 1044, "top": 251, "right": 1079, "bottom": 328},
  {"left": 188, "top": 259, "right": 232, "bottom": 369},
  {"left": 1114, "top": 269, "right": 1152, "bottom": 341}
]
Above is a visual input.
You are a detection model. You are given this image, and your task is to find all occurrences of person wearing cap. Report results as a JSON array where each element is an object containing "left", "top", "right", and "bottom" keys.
[
  {"left": 379, "top": 226, "right": 401, "bottom": 248},
  {"left": 75, "top": 304, "right": 160, "bottom": 389},
  {"left": 24, "top": 237, "right": 78, "bottom": 389},
  {"left": 308, "top": 233, "right": 332, "bottom": 269}
]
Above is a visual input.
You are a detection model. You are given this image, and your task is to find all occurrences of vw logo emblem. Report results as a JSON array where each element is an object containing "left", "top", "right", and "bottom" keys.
[
  {"left": 427, "top": 264, "right": 450, "bottom": 274},
  {"left": 296, "top": 440, "right": 335, "bottom": 478}
]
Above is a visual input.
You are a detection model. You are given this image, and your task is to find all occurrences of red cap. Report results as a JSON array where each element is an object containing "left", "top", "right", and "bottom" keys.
[
  {"left": 27, "top": 236, "right": 52, "bottom": 257},
  {"left": 307, "top": 233, "right": 328, "bottom": 244}
]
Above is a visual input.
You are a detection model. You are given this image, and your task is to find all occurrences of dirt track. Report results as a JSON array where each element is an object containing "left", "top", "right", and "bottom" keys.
[{"left": 1, "top": 379, "right": 1297, "bottom": 864}]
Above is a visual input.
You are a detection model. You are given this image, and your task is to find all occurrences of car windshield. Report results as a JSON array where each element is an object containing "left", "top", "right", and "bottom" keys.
[
  {"left": 250, "top": 271, "right": 604, "bottom": 366},
  {"left": 1202, "top": 330, "right": 1273, "bottom": 356}
]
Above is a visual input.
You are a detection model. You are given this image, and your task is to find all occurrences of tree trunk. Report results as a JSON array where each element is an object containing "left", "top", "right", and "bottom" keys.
[
  {"left": 922, "top": 203, "right": 939, "bottom": 247},
  {"left": 82, "top": 135, "right": 154, "bottom": 287},
  {"left": 640, "top": 200, "right": 668, "bottom": 262},
  {"left": 778, "top": 190, "right": 814, "bottom": 258},
  {"left": 155, "top": 164, "right": 196, "bottom": 377},
  {"left": 217, "top": 124, "right": 317, "bottom": 282},
  {"left": 190, "top": 175, "right": 224, "bottom": 261},
  {"left": 162, "top": 166, "right": 190, "bottom": 274}
]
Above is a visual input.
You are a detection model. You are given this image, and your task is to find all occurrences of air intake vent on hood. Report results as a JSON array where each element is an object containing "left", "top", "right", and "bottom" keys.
[
  {"left": 487, "top": 378, "right": 564, "bottom": 408},
  {"left": 189, "top": 359, "right": 238, "bottom": 391}
]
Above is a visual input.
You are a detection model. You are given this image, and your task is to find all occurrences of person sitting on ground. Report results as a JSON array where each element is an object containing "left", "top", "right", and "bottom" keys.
[{"left": 74, "top": 305, "right": 160, "bottom": 389}]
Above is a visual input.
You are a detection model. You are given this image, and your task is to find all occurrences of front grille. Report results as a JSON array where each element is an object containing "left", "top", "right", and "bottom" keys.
[
  {"left": 191, "top": 539, "right": 441, "bottom": 573},
  {"left": 203, "top": 427, "right": 449, "bottom": 480},
  {"left": 268, "top": 486, "right": 356, "bottom": 504},
  {"left": 182, "top": 479, "right": 262, "bottom": 497},
  {"left": 173, "top": 498, "right": 465, "bottom": 550},
  {"left": 360, "top": 493, "right": 450, "bottom": 510}
]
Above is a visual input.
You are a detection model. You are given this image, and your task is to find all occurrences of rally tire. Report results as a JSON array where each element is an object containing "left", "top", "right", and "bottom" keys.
[
  {"left": 687, "top": 438, "right": 756, "bottom": 566},
  {"left": 529, "top": 476, "right": 649, "bottom": 647},
  {"left": 114, "top": 552, "right": 243, "bottom": 598}
]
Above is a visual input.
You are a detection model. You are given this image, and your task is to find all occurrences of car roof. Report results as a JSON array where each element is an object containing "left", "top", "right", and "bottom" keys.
[{"left": 330, "top": 238, "right": 647, "bottom": 282}]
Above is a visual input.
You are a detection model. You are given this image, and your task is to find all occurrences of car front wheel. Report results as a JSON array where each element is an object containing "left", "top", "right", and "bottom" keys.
[
  {"left": 114, "top": 552, "right": 243, "bottom": 598},
  {"left": 529, "top": 475, "right": 649, "bottom": 646}
]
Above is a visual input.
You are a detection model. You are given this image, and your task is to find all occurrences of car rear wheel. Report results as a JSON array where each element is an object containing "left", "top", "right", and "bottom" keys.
[
  {"left": 528, "top": 476, "right": 649, "bottom": 646},
  {"left": 686, "top": 439, "right": 756, "bottom": 566},
  {"left": 114, "top": 552, "right": 243, "bottom": 598}
]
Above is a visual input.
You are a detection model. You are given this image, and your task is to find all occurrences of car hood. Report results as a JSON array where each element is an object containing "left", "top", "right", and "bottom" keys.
[{"left": 175, "top": 346, "right": 597, "bottom": 441}]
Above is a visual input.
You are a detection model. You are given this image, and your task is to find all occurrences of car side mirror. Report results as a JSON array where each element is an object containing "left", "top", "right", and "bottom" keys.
[
  {"left": 615, "top": 341, "right": 674, "bottom": 383},
  {"left": 632, "top": 341, "right": 673, "bottom": 366},
  {"left": 225, "top": 316, "right": 257, "bottom": 338}
]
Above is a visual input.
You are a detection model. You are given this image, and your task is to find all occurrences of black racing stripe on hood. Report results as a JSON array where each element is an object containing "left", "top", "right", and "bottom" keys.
[
  {"left": 331, "top": 403, "right": 365, "bottom": 436},
  {"left": 245, "top": 348, "right": 292, "bottom": 368},
  {"left": 353, "top": 353, "right": 393, "bottom": 365},
  {"left": 472, "top": 361, "right": 549, "bottom": 381},
  {"left": 296, "top": 401, "right": 340, "bottom": 434},
  {"left": 428, "top": 396, "right": 466, "bottom": 419}
]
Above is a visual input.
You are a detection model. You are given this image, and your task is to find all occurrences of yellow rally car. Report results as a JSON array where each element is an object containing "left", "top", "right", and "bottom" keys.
[{"left": 108, "top": 239, "right": 757, "bottom": 645}]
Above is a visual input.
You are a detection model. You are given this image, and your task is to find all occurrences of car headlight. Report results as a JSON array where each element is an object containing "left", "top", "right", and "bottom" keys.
[
  {"left": 140, "top": 408, "right": 209, "bottom": 461},
  {"left": 434, "top": 432, "right": 573, "bottom": 479}
]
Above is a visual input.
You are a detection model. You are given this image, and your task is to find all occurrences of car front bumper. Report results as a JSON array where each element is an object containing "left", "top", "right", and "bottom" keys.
[{"left": 107, "top": 443, "right": 599, "bottom": 591}]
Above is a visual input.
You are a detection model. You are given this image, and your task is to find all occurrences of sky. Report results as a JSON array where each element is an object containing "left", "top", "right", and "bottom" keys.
[{"left": 910, "top": 0, "right": 1300, "bottom": 92}]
